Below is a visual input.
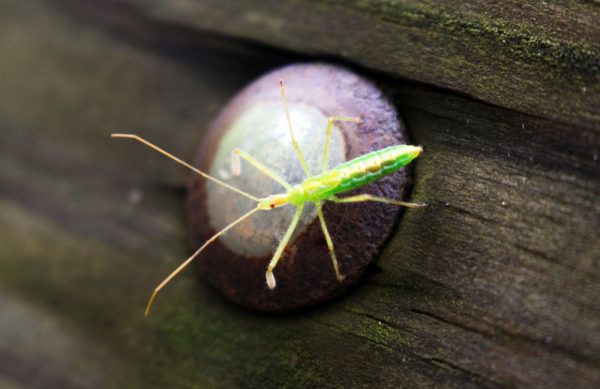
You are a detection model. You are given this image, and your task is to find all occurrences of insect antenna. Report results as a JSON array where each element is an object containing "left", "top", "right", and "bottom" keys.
[
  {"left": 144, "top": 207, "right": 260, "bottom": 315},
  {"left": 111, "top": 134, "right": 260, "bottom": 202}
]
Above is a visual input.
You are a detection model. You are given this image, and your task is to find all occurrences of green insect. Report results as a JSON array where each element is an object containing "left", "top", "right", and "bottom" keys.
[{"left": 112, "top": 80, "right": 424, "bottom": 315}]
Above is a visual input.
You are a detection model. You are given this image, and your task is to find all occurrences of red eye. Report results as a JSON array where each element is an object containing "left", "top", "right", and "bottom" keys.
[{"left": 270, "top": 204, "right": 275, "bottom": 209}]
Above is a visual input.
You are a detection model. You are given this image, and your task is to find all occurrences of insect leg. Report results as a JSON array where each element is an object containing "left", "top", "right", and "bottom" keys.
[
  {"left": 232, "top": 148, "right": 292, "bottom": 190},
  {"left": 322, "top": 116, "right": 361, "bottom": 173},
  {"left": 279, "top": 80, "right": 311, "bottom": 178},
  {"left": 144, "top": 207, "right": 260, "bottom": 316},
  {"left": 330, "top": 194, "right": 426, "bottom": 208},
  {"left": 316, "top": 201, "right": 344, "bottom": 282},
  {"left": 265, "top": 204, "right": 304, "bottom": 289},
  {"left": 111, "top": 134, "right": 260, "bottom": 202}
]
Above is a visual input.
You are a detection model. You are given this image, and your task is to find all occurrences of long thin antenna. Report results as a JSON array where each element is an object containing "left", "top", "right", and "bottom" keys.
[
  {"left": 279, "top": 80, "right": 312, "bottom": 177},
  {"left": 145, "top": 207, "right": 260, "bottom": 315},
  {"left": 111, "top": 134, "right": 260, "bottom": 202}
]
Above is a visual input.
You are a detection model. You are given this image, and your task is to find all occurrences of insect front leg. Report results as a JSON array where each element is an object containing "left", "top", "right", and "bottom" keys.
[
  {"left": 231, "top": 148, "right": 291, "bottom": 189},
  {"left": 330, "top": 194, "right": 426, "bottom": 208},
  {"left": 315, "top": 201, "right": 344, "bottom": 282},
  {"left": 265, "top": 204, "right": 304, "bottom": 289}
]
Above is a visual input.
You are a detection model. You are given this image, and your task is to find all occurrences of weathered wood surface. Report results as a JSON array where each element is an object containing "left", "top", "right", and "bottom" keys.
[
  {"left": 124, "top": 0, "right": 600, "bottom": 129},
  {"left": 0, "top": 0, "right": 598, "bottom": 388}
]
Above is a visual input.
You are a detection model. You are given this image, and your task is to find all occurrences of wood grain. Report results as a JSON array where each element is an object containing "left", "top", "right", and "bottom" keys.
[
  {"left": 0, "top": 0, "right": 598, "bottom": 387},
  {"left": 121, "top": 0, "right": 600, "bottom": 128}
]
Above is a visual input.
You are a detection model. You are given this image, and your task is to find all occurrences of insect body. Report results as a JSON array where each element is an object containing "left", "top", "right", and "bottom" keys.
[
  {"left": 112, "top": 80, "right": 424, "bottom": 315},
  {"left": 294, "top": 145, "right": 423, "bottom": 203}
]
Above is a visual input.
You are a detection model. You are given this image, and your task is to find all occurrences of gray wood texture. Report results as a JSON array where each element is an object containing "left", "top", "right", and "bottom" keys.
[
  {"left": 0, "top": 0, "right": 598, "bottom": 387},
  {"left": 128, "top": 0, "right": 600, "bottom": 129}
]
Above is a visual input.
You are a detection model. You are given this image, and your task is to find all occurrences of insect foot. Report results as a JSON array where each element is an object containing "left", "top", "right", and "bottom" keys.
[{"left": 266, "top": 271, "right": 276, "bottom": 290}]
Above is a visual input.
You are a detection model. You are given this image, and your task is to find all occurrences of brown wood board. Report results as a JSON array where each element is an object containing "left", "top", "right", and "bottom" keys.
[{"left": 0, "top": 1, "right": 598, "bottom": 387}]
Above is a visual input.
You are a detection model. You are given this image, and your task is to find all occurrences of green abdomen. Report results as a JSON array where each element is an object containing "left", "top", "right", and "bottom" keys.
[{"left": 299, "top": 144, "right": 421, "bottom": 202}]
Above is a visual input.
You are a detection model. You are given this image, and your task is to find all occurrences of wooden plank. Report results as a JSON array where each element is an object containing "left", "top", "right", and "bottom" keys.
[
  {"left": 0, "top": 0, "right": 598, "bottom": 387},
  {"left": 115, "top": 0, "right": 600, "bottom": 128}
]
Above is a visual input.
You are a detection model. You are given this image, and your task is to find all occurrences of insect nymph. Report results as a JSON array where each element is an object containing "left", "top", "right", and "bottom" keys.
[{"left": 112, "top": 80, "right": 424, "bottom": 315}]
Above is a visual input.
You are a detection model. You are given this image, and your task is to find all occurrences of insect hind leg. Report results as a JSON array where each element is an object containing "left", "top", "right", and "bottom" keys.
[{"left": 330, "top": 194, "right": 426, "bottom": 208}]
